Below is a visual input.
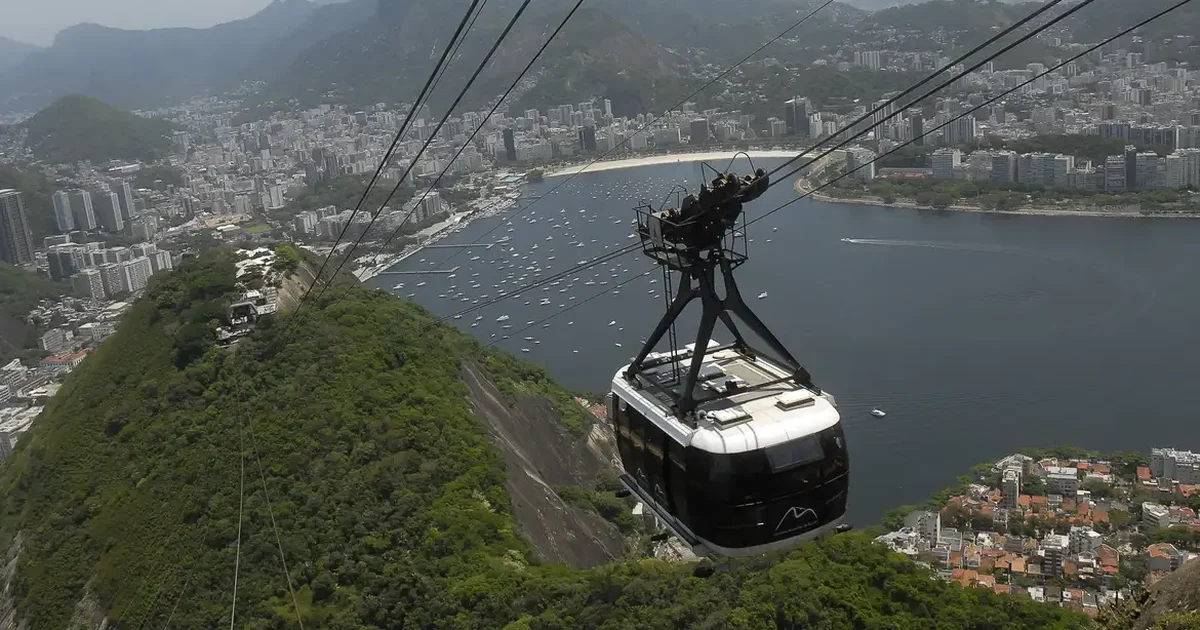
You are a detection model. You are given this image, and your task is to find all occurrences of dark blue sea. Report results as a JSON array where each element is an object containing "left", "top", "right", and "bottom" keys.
[{"left": 371, "top": 157, "right": 1200, "bottom": 526}]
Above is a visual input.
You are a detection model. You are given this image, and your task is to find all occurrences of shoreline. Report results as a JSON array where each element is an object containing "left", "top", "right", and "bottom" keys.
[
  {"left": 794, "top": 178, "right": 1200, "bottom": 220},
  {"left": 545, "top": 150, "right": 798, "bottom": 178},
  {"left": 353, "top": 193, "right": 521, "bottom": 282},
  {"left": 355, "top": 153, "right": 1200, "bottom": 283}
]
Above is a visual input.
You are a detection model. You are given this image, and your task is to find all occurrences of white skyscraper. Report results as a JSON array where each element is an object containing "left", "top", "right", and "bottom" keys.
[
  {"left": 265, "top": 185, "right": 285, "bottom": 210},
  {"left": 52, "top": 191, "right": 75, "bottom": 232},
  {"left": 122, "top": 257, "right": 154, "bottom": 293},
  {"left": 98, "top": 262, "right": 126, "bottom": 297},
  {"left": 71, "top": 266, "right": 105, "bottom": 301},
  {"left": 931, "top": 148, "right": 962, "bottom": 179},
  {"left": 69, "top": 190, "right": 97, "bottom": 231}
]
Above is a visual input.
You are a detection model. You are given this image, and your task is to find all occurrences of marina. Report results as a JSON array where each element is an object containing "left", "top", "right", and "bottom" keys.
[{"left": 370, "top": 157, "right": 1200, "bottom": 527}]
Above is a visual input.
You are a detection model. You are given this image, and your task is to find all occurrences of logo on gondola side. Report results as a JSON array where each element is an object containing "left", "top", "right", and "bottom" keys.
[{"left": 775, "top": 506, "right": 819, "bottom": 535}]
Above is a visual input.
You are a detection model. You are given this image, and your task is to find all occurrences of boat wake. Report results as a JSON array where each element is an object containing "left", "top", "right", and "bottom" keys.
[{"left": 840, "top": 238, "right": 1024, "bottom": 255}]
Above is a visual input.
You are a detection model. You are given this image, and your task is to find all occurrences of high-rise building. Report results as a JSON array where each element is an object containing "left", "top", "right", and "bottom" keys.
[
  {"left": 122, "top": 257, "right": 154, "bottom": 293},
  {"left": 95, "top": 190, "right": 125, "bottom": 233},
  {"left": 150, "top": 250, "right": 173, "bottom": 273},
  {"left": 854, "top": 50, "right": 883, "bottom": 70},
  {"left": 132, "top": 215, "right": 160, "bottom": 242},
  {"left": 46, "top": 245, "right": 84, "bottom": 281},
  {"left": 846, "top": 147, "right": 877, "bottom": 182},
  {"left": 784, "top": 97, "right": 811, "bottom": 136},
  {"left": 1150, "top": 447, "right": 1200, "bottom": 484},
  {"left": 52, "top": 191, "right": 75, "bottom": 233},
  {"left": 1042, "top": 534, "right": 1069, "bottom": 578},
  {"left": 1136, "top": 151, "right": 1160, "bottom": 190},
  {"left": 1105, "top": 155, "right": 1126, "bottom": 193},
  {"left": 1125, "top": 146, "right": 1139, "bottom": 192},
  {"left": 689, "top": 119, "right": 710, "bottom": 144},
  {"left": 69, "top": 190, "right": 97, "bottom": 231},
  {"left": 578, "top": 126, "right": 598, "bottom": 152},
  {"left": 1002, "top": 468, "right": 1021, "bottom": 509},
  {"left": 0, "top": 190, "right": 35, "bottom": 266},
  {"left": 931, "top": 149, "right": 962, "bottom": 179},
  {"left": 910, "top": 112, "right": 925, "bottom": 145},
  {"left": 323, "top": 152, "right": 340, "bottom": 179},
  {"left": 991, "top": 151, "right": 1018, "bottom": 184},
  {"left": 98, "top": 262, "right": 126, "bottom": 297},
  {"left": 72, "top": 268, "right": 106, "bottom": 301},
  {"left": 943, "top": 116, "right": 977, "bottom": 147},
  {"left": 502, "top": 129, "right": 517, "bottom": 161},
  {"left": 264, "top": 185, "right": 284, "bottom": 210},
  {"left": 603, "top": 99, "right": 613, "bottom": 118},
  {"left": 112, "top": 180, "right": 135, "bottom": 221}
]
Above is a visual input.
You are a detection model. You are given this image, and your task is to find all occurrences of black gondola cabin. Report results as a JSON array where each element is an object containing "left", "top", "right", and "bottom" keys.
[{"left": 610, "top": 343, "right": 849, "bottom": 557}]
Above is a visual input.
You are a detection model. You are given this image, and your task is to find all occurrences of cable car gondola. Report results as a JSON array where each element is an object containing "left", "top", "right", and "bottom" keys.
[{"left": 608, "top": 166, "right": 850, "bottom": 557}]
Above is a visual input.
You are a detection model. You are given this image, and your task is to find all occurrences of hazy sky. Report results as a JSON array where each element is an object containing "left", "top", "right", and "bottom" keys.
[{"left": 2, "top": 0, "right": 275, "bottom": 47}]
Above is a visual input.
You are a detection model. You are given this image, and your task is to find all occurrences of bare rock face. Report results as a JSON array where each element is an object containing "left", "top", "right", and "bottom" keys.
[
  {"left": 1131, "top": 558, "right": 1200, "bottom": 630},
  {"left": 461, "top": 362, "right": 625, "bottom": 568}
]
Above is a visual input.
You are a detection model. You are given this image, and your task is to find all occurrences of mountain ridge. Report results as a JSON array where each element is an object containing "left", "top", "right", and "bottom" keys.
[
  {"left": 0, "top": 36, "right": 39, "bottom": 73},
  {"left": 0, "top": 0, "right": 365, "bottom": 113}
]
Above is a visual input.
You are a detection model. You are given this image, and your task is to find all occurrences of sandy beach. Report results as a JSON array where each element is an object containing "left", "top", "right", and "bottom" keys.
[{"left": 545, "top": 150, "right": 799, "bottom": 178}]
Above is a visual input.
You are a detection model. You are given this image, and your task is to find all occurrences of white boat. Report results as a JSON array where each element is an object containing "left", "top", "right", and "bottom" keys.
[
  {"left": 497, "top": 315, "right": 510, "bottom": 322},
  {"left": 392, "top": 283, "right": 405, "bottom": 290},
  {"left": 757, "top": 292, "right": 769, "bottom": 300},
  {"left": 871, "top": 408, "right": 886, "bottom": 418},
  {"left": 608, "top": 320, "right": 616, "bottom": 326}
]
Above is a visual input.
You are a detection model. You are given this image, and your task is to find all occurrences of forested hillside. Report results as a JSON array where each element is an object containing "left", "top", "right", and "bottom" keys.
[
  {"left": 0, "top": 254, "right": 1092, "bottom": 629},
  {"left": 22, "top": 96, "right": 178, "bottom": 164}
]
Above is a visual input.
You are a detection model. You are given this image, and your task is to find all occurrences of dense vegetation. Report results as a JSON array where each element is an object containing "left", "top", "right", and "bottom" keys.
[
  {"left": 22, "top": 95, "right": 179, "bottom": 164},
  {"left": 828, "top": 173, "right": 1200, "bottom": 214},
  {"left": 0, "top": 254, "right": 1094, "bottom": 629},
  {"left": 0, "top": 263, "right": 73, "bottom": 363},
  {"left": 132, "top": 164, "right": 185, "bottom": 190}
]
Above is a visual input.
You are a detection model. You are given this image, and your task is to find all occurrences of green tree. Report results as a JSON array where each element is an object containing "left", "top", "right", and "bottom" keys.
[{"left": 1083, "top": 478, "right": 1114, "bottom": 499}]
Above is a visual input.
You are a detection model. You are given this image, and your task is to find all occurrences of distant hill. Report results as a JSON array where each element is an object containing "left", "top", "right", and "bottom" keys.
[
  {"left": 0, "top": 0, "right": 373, "bottom": 113},
  {"left": 0, "top": 253, "right": 1094, "bottom": 628},
  {"left": 23, "top": 95, "right": 179, "bottom": 164},
  {"left": 0, "top": 36, "right": 39, "bottom": 73}
]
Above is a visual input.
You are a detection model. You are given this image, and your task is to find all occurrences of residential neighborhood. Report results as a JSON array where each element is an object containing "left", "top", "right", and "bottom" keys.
[{"left": 877, "top": 447, "right": 1200, "bottom": 618}]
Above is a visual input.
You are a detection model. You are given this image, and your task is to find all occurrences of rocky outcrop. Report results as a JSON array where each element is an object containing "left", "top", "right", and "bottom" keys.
[{"left": 461, "top": 362, "right": 624, "bottom": 568}]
